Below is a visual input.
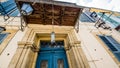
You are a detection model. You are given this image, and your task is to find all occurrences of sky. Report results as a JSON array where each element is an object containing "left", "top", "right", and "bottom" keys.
[
  {"left": 1, "top": 0, "right": 120, "bottom": 12},
  {"left": 56, "top": 0, "right": 120, "bottom": 12}
]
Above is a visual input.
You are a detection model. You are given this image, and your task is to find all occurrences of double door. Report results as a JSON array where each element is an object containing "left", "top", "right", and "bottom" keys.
[{"left": 36, "top": 49, "right": 68, "bottom": 68}]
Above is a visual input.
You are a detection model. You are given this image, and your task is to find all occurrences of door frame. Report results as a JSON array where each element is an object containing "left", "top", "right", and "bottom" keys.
[{"left": 9, "top": 25, "right": 89, "bottom": 68}]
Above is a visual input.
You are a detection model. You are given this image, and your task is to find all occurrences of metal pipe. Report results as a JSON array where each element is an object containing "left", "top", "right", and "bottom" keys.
[
  {"left": 94, "top": 12, "right": 105, "bottom": 27},
  {"left": 104, "top": 12, "right": 114, "bottom": 22}
]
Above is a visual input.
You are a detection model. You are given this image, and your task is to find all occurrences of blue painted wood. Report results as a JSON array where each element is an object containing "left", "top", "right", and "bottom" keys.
[
  {"left": 36, "top": 43, "right": 68, "bottom": 68},
  {"left": 0, "top": 33, "right": 8, "bottom": 44},
  {"left": 36, "top": 52, "right": 52, "bottom": 68},
  {"left": 99, "top": 35, "right": 118, "bottom": 51},
  {"left": 36, "top": 50, "right": 68, "bottom": 68},
  {"left": 105, "top": 36, "right": 120, "bottom": 49},
  {"left": 54, "top": 52, "right": 68, "bottom": 68},
  {"left": 114, "top": 53, "right": 120, "bottom": 62},
  {"left": 98, "top": 35, "right": 120, "bottom": 62},
  {"left": 0, "top": 0, "right": 19, "bottom": 16}
]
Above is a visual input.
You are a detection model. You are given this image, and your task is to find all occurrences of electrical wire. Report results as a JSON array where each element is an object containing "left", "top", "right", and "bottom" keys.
[{"left": 52, "top": 1, "right": 54, "bottom": 32}]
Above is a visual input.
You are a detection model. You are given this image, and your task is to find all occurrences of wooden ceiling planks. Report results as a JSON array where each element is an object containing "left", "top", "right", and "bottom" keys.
[{"left": 18, "top": 0, "right": 82, "bottom": 26}]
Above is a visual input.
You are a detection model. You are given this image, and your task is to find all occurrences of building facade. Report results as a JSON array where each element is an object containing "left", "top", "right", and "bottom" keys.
[{"left": 0, "top": 0, "right": 120, "bottom": 68}]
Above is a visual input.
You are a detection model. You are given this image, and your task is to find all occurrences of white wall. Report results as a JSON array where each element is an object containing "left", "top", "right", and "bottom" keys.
[
  {"left": 0, "top": 28, "right": 27, "bottom": 68},
  {"left": 76, "top": 22, "right": 119, "bottom": 68},
  {"left": 0, "top": 16, "right": 21, "bottom": 26},
  {"left": 0, "top": 15, "right": 119, "bottom": 68}
]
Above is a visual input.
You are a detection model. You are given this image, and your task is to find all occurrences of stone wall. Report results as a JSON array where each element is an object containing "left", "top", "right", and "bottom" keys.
[{"left": 9, "top": 24, "right": 89, "bottom": 68}]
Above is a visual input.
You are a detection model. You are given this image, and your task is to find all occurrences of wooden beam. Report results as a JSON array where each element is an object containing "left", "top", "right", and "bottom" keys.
[
  {"left": 17, "top": 0, "right": 80, "bottom": 8},
  {"left": 59, "top": 7, "right": 65, "bottom": 25},
  {"left": 54, "top": 19, "right": 60, "bottom": 25},
  {"left": 42, "top": 4, "right": 46, "bottom": 24}
]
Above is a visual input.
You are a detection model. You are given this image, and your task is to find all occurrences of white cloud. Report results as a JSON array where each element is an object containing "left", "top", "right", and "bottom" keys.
[
  {"left": 77, "top": 0, "right": 120, "bottom": 12},
  {"left": 56, "top": 0, "right": 120, "bottom": 12}
]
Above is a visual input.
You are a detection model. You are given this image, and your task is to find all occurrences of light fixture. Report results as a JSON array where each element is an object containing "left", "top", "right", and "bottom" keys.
[
  {"left": 51, "top": 3, "right": 55, "bottom": 44},
  {"left": 21, "top": 3, "right": 33, "bottom": 15},
  {"left": 51, "top": 31, "right": 55, "bottom": 44}
]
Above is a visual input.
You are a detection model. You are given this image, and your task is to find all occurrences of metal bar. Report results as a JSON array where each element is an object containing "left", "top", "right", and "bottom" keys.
[
  {"left": 15, "top": 0, "right": 25, "bottom": 31},
  {"left": 104, "top": 12, "right": 114, "bottom": 22},
  {"left": 94, "top": 12, "right": 105, "bottom": 27}
]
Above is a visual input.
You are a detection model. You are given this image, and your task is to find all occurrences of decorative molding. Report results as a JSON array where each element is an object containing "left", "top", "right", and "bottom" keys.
[{"left": 9, "top": 25, "right": 90, "bottom": 68}]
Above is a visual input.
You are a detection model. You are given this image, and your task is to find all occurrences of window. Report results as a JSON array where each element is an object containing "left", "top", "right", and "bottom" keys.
[
  {"left": 98, "top": 35, "right": 120, "bottom": 61},
  {"left": 114, "top": 53, "right": 120, "bottom": 62},
  {"left": 40, "top": 41, "right": 64, "bottom": 48},
  {"left": 40, "top": 60, "right": 48, "bottom": 68},
  {"left": 99, "top": 36, "right": 118, "bottom": 51},
  {"left": 0, "top": 33, "right": 8, "bottom": 44},
  {"left": 0, "top": 0, "right": 19, "bottom": 16},
  {"left": 58, "top": 59, "right": 64, "bottom": 68}
]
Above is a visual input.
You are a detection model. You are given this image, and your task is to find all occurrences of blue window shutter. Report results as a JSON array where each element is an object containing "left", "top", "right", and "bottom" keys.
[
  {"left": 99, "top": 35, "right": 120, "bottom": 62},
  {"left": 106, "top": 36, "right": 119, "bottom": 44},
  {"left": 99, "top": 36, "right": 118, "bottom": 51},
  {"left": 0, "top": 0, "right": 18, "bottom": 16},
  {"left": 0, "top": 33, "right": 8, "bottom": 44},
  {"left": 106, "top": 36, "right": 120, "bottom": 49},
  {"left": 114, "top": 53, "right": 120, "bottom": 62}
]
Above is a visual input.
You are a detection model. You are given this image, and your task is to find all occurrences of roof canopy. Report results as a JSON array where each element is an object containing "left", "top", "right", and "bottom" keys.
[{"left": 17, "top": 0, "right": 82, "bottom": 26}]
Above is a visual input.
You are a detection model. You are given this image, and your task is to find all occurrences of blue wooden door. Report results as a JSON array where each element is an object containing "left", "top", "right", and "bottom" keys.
[{"left": 36, "top": 41, "right": 69, "bottom": 68}]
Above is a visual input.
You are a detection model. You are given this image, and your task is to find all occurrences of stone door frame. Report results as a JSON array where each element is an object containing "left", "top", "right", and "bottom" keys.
[{"left": 9, "top": 25, "right": 89, "bottom": 68}]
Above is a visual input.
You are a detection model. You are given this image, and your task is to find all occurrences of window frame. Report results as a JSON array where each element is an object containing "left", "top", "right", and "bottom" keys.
[{"left": 98, "top": 35, "right": 120, "bottom": 62}]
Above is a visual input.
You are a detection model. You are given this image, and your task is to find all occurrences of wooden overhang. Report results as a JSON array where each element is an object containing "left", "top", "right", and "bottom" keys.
[{"left": 17, "top": 0, "right": 83, "bottom": 26}]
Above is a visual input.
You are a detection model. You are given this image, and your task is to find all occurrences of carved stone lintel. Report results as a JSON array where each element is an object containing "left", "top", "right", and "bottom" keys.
[
  {"left": 18, "top": 41, "right": 40, "bottom": 52},
  {"left": 65, "top": 41, "right": 81, "bottom": 51},
  {"left": 18, "top": 41, "right": 33, "bottom": 46},
  {"left": 74, "top": 41, "right": 81, "bottom": 44},
  {"left": 31, "top": 44, "right": 39, "bottom": 52},
  {"left": 69, "top": 41, "right": 81, "bottom": 48},
  {"left": 64, "top": 46, "right": 70, "bottom": 51}
]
